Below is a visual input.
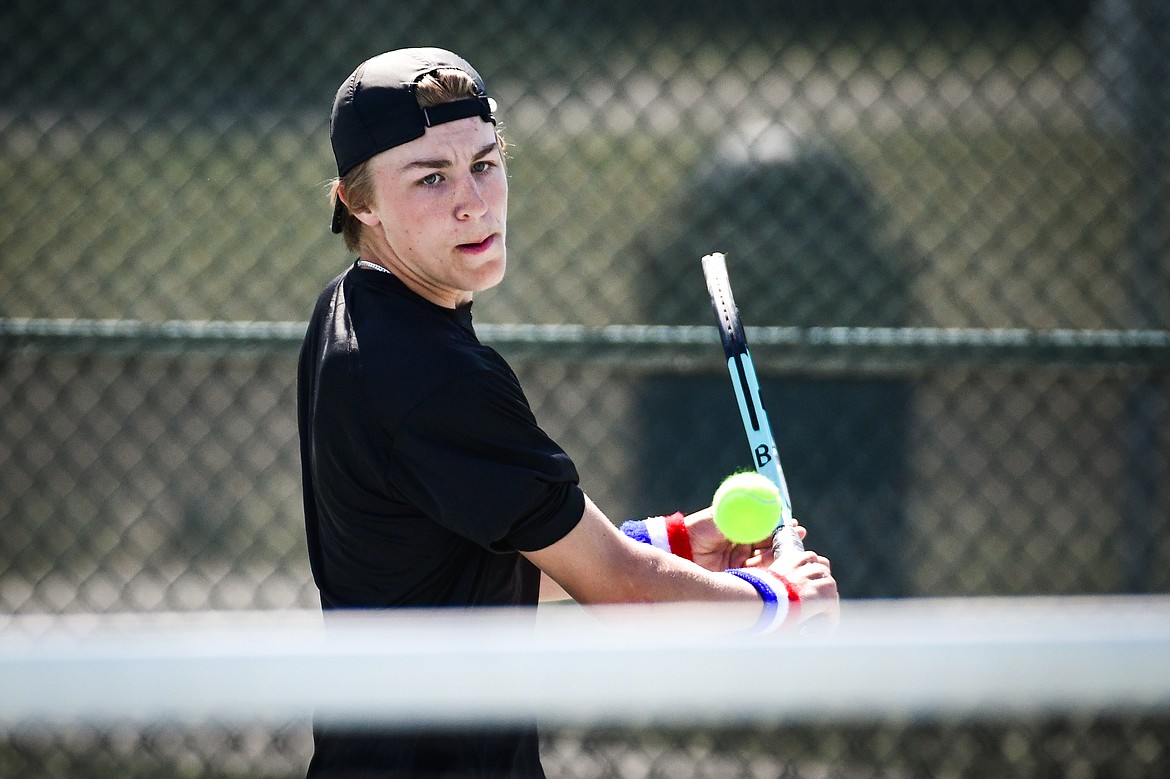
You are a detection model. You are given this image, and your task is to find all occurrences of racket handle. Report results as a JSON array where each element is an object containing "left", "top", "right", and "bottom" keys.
[
  {"left": 771, "top": 523, "right": 835, "bottom": 637},
  {"left": 771, "top": 521, "right": 804, "bottom": 557}
]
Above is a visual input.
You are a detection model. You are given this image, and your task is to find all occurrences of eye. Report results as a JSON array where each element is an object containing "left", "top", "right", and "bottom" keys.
[
  {"left": 471, "top": 160, "right": 494, "bottom": 174},
  {"left": 420, "top": 172, "right": 442, "bottom": 186}
]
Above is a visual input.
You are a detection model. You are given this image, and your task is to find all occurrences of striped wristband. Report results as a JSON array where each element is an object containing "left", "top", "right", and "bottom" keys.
[
  {"left": 768, "top": 570, "right": 802, "bottom": 627},
  {"left": 619, "top": 512, "right": 693, "bottom": 561},
  {"left": 726, "top": 568, "right": 800, "bottom": 634}
]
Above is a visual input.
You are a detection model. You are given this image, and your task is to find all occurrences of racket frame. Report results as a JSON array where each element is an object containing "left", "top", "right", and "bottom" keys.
[{"left": 702, "top": 252, "right": 802, "bottom": 553}]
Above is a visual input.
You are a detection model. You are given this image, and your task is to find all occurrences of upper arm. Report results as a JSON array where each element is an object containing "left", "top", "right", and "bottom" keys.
[
  {"left": 523, "top": 495, "right": 649, "bottom": 604},
  {"left": 391, "top": 371, "right": 584, "bottom": 552},
  {"left": 538, "top": 571, "right": 571, "bottom": 602}
]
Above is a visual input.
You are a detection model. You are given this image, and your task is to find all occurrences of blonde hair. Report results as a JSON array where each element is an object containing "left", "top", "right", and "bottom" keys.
[{"left": 330, "top": 69, "right": 506, "bottom": 253}]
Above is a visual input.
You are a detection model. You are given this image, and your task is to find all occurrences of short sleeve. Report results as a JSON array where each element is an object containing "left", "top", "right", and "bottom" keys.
[{"left": 385, "top": 370, "right": 584, "bottom": 552}]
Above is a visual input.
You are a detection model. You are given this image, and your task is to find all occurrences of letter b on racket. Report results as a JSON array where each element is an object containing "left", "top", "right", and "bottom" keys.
[{"left": 754, "top": 443, "right": 774, "bottom": 470}]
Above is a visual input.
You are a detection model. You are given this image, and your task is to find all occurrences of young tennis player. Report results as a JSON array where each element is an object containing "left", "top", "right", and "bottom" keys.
[{"left": 298, "top": 47, "right": 838, "bottom": 778}]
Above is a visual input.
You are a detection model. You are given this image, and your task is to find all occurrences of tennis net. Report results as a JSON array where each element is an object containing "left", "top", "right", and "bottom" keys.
[{"left": 2, "top": 596, "right": 1168, "bottom": 777}]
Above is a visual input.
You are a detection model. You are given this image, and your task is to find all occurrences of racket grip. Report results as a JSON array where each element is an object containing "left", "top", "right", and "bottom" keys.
[{"left": 771, "top": 521, "right": 804, "bottom": 557}]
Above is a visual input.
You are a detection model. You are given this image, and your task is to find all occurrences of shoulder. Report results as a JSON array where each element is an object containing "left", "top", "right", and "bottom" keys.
[
  {"left": 359, "top": 305, "right": 502, "bottom": 381},
  {"left": 310, "top": 267, "right": 350, "bottom": 313}
]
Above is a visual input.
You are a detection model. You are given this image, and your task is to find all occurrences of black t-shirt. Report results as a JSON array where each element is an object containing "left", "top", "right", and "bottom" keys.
[{"left": 297, "top": 263, "right": 585, "bottom": 777}]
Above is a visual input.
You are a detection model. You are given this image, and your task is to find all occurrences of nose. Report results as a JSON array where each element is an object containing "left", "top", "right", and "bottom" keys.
[{"left": 455, "top": 174, "right": 489, "bottom": 221}]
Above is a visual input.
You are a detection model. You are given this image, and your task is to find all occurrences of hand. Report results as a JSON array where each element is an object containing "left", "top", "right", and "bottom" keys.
[
  {"left": 685, "top": 508, "right": 809, "bottom": 572},
  {"left": 730, "top": 517, "right": 809, "bottom": 569},
  {"left": 684, "top": 506, "right": 761, "bottom": 571},
  {"left": 767, "top": 545, "right": 840, "bottom": 630}
]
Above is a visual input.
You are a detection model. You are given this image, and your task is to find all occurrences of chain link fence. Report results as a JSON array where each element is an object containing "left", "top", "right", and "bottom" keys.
[{"left": 2, "top": 0, "right": 1169, "bottom": 775}]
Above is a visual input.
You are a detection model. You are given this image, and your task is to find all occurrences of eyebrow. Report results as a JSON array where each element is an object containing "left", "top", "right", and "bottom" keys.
[{"left": 402, "top": 141, "right": 498, "bottom": 171}]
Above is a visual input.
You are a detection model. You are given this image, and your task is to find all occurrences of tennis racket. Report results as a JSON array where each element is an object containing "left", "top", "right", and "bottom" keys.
[{"left": 702, "top": 252, "right": 803, "bottom": 557}]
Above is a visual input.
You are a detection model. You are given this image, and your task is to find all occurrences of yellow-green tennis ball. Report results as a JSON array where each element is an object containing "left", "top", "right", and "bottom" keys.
[{"left": 712, "top": 472, "right": 781, "bottom": 544}]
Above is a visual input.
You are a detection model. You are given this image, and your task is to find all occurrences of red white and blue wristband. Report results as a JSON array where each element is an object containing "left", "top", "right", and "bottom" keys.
[
  {"left": 726, "top": 568, "right": 801, "bottom": 634},
  {"left": 620, "top": 516, "right": 800, "bottom": 632},
  {"left": 619, "top": 512, "right": 693, "bottom": 561}
]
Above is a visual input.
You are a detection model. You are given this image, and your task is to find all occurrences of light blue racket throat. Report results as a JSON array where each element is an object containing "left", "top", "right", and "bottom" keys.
[
  {"left": 725, "top": 348, "right": 793, "bottom": 523},
  {"left": 725, "top": 350, "right": 802, "bottom": 554}
]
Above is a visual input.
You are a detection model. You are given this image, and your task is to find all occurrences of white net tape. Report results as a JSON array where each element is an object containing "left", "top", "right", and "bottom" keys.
[{"left": 2, "top": 596, "right": 1168, "bottom": 730}]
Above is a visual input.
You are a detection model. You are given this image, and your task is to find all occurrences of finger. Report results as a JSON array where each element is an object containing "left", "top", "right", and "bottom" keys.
[
  {"left": 793, "top": 560, "right": 832, "bottom": 580},
  {"left": 791, "top": 550, "right": 819, "bottom": 566},
  {"left": 729, "top": 546, "right": 757, "bottom": 569}
]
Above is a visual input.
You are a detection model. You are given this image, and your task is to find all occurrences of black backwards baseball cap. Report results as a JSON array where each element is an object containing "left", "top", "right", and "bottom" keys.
[{"left": 329, "top": 47, "right": 497, "bottom": 233}]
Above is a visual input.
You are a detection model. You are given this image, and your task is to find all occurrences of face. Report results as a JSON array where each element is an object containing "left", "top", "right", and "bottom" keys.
[{"left": 349, "top": 117, "right": 508, "bottom": 308}]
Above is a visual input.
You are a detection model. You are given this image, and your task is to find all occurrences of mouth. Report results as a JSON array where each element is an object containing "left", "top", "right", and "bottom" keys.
[{"left": 456, "top": 234, "right": 498, "bottom": 254}]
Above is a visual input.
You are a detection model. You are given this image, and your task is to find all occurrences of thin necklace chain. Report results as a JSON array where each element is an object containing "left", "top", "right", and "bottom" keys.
[{"left": 357, "top": 260, "right": 391, "bottom": 275}]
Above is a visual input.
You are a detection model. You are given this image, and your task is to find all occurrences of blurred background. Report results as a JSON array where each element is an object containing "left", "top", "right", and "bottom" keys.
[{"left": 1, "top": 0, "right": 1168, "bottom": 775}]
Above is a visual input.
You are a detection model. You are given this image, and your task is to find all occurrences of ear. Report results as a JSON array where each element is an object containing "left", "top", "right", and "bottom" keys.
[{"left": 337, "top": 183, "right": 381, "bottom": 227}]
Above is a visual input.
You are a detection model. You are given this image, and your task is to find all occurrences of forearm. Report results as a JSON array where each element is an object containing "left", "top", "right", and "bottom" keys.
[{"left": 525, "top": 494, "right": 760, "bottom": 606}]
